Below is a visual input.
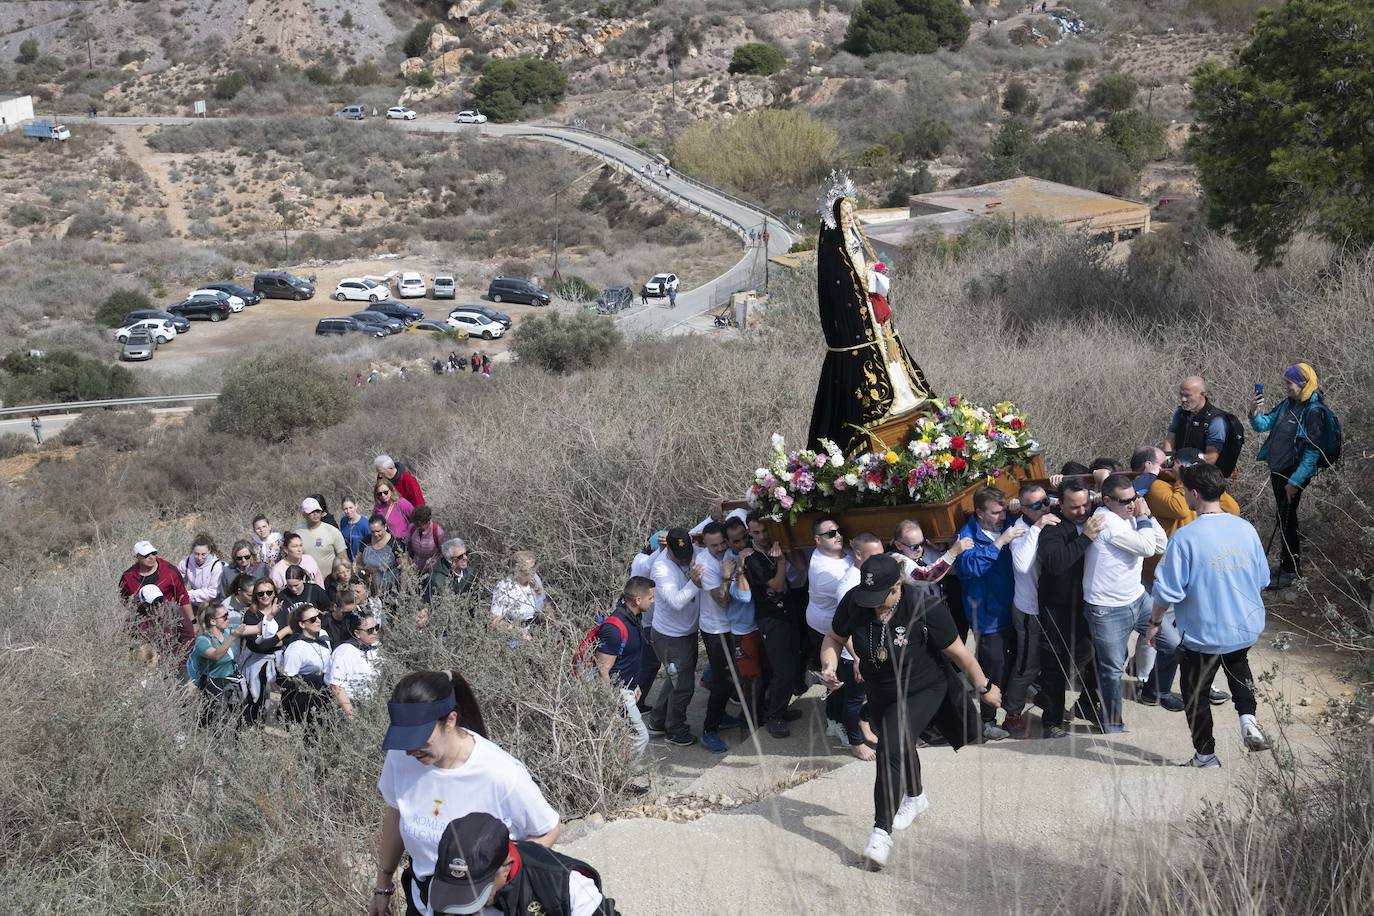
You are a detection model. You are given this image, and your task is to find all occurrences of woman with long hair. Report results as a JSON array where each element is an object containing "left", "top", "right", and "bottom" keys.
[
  {"left": 279, "top": 603, "right": 332, "bottom": 727},
  {"left": 325, "top": 557, "right": 356, "bottom": 607},
  {"left": 367, "top": 671, "right": 560, "bottom": 916},
  {"left": 178, "top": 532, "right": 224, "bottom": 607},
  {"left": 372, "top": 481, "right": 415, "bottom": 541},
  {"left": 490, "top": 550, "right": 546, "bottom": 631},
  {"left": 193, "top": 602, "right": 254, "bottom": 725},
  {"left": 238, "top": 577, "right": 294, "bottom": 725}
]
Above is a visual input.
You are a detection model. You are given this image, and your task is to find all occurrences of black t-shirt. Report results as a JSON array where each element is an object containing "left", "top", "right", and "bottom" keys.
[
  {"left": 742, "top": 551, "right": 788, "bottom": 620},
  {"left": 831, "top": 583, "right": 958, "bottom": 704}
]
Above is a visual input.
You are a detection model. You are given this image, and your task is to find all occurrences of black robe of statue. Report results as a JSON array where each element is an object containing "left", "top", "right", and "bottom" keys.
[{"left": 806, "top": 199, "right": 932, "bottom": 456}]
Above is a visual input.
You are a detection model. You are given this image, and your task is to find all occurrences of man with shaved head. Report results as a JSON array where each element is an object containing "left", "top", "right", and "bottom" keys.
[{"left": 1164, "top": 376, "right": 1229, "bottom": 468}]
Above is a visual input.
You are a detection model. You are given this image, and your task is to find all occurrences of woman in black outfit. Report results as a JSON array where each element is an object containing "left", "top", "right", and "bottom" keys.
[
  {"left": 821, "top": 554, "right": 1001, "bottom": 870},
  {"left": 239, "top": 577, "right": 296, "bottom": 724}
]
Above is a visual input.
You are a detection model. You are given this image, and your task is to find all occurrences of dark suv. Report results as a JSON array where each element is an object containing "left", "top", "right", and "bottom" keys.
[
  {"left": 487, "top": 276, "right": 551, "bottom": 306},
  {"left": 367, "top": 299, "right": 425, "bottom": 324},
  {"left": 254, "top": 271, "right": 316, "bottom": 300},
  {"left": 123, "top": 308, "right": 190, "bottom": 333},
  {"left": 167, "top": 297, "right": 230, "bottom": 322},
  {"left": 317, "top": 317, "right": 385, "bottom": 338},
  {"left": 200, "top": 281, "right": 262, "bottom": 305}
]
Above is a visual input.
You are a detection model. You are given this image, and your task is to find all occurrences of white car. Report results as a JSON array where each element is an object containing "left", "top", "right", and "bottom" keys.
[
  {"left": 397, "top": 272, "right": 427, "bottom": 298},
  {"left": 190, "top": 288, "right": 245, "bottom": 312},
  {"left": 642, "top": 272, "right": 680, "bottom": 297},
  {"left": 115, "top": 318, "right": 177, "bottom": 344},
  {"left": 455, "top": 110, "right": 487, "bottom": 124},
  {"left": 333, "top": 278, "right": 390, "bottom": 302},
  {"left": 447, "top": 312, "right": 505, "bottom": 340},
  {"left": 386, "top": 106, "right": 417, "bottom": 120}
]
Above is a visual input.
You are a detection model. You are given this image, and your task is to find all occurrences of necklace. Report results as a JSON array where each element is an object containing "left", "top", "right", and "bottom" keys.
[{"left": 869, "top": 617, "right": 890, "bottom": 664}]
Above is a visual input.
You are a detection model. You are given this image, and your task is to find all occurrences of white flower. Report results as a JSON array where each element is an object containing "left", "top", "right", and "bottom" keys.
[
  {"left": 830, "top": 453, "right": 844, "bottom": 468},
  {"left": 755, "top": 468, "right": 769, "bottom": 480},
  {"left": 844, "top": 472, "right": 859, "bottom": 486},
  {"left": 1001, "top": 434, "right": 1018, "bottom": 448},
  {"left": 972, "top": 435, "right": 991, "bottom": 454},
  {"left": 771, "top": 433, "right": 786, "bottom": 451},
  {"left": 934, "top": 434, "right": 951, "bottom": 450},
  {"left": 909, "top": 441, "right": 932, "bottom": 459}
]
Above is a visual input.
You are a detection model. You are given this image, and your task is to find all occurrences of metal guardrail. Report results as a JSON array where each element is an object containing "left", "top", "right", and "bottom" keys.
[{"left": 0, "top": 393, "right": 220, "bottom": 418}]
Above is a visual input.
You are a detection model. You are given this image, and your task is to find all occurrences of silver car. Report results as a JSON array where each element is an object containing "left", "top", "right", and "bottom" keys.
[{"left": 120, "top": 330, "right": 157, "bottom": 361}]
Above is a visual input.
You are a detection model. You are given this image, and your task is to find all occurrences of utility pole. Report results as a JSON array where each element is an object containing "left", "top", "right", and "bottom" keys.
[
  {"left": 283, "top": 224, "right": 289, "bottom": 263},
  {"left": 551, "top": 188, "right": 561, "bottom": 281},
  {"left": 763, "top": 217, "right": 770, "bottom": 292}
]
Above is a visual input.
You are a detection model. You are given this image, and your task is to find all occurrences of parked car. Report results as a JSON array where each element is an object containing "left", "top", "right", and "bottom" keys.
[
  {"left": 114, "top": 318, "right": 177, "bottom": 344},
  {"left": 316, "top": 317, "right": 386, "bottom": 338},
  {"left": 405, "top": 319, "right": 465, "bottom": 337},
  {"left": 119, "top": 330, "right": 157, "bottom": 361},
  {"left": 167, "top": 297, "right": 230, "bottom": 322},
  {"left": 487, "top": 276, "right": 550, "bottom": 306},
  {"left": 641, "top": 273, "right": 680, "bottom": 298},
  {"left": 333, "top": 278, "right": 390, "bottom": 302},
  {"left": 397, "top": 272, "right": 426, "bottom": 298},
  {"left": 386, "top": 106, "right": 417, "bottom": 120},
  {"left": 254, "top": 271, "right": 315, "bottom": 300},
  {"left": 199, "top": 282, "right": 262, "bottom": 306},
  {"left": 190, "top": 288, "right": 245, "bottom": 312},
  {"left": 449, "top": 305, "right": 511, "bottom": 328},
  {"left": 432, "top": 273, "right": 456, "bottom": 299},
  {"left": 335, "top": 105, "right": 366, "bottom": 120},
  {"left": 367, "top": 299, "right": 425, "bottom": 323},
  {"left": 455, "top": 110, "right": 487, "bottom": 124},
  {"left": 350, "top": 311, "right": 405, "bottom": 335},
  {"left": 123, "top": 309, "right": 190, "bottom": 333},
  {"left": 448, "top": 311, "right": 505, "bottom": 340},
  {"left": 595, "top": 286, "right": 634, "bottom": 313}
]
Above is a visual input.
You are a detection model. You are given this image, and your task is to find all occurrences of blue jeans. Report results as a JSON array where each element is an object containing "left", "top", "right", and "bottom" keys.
[{"left": 1086, "top": 592, "right": 1179, "bottom": 728}]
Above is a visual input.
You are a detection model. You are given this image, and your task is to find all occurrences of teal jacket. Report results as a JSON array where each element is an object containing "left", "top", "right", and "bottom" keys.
[{"left": 1250, "top": 391, "right": 1327, "bottom": 488}]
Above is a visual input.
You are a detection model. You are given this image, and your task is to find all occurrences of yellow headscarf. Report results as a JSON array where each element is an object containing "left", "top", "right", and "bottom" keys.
[{"left": 1284, "top": 363, "right": 1319, "bottom": 402}]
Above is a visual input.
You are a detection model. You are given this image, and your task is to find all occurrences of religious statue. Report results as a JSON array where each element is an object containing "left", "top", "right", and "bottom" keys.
[{"left": 806, "top": 172, "right": 933, "bottom": 456}]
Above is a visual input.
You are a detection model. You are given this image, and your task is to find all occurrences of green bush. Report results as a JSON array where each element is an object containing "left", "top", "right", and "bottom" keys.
[
  {"left": 8, "top": 202, "right": 45, "bottom": 227},
  {"left": 1104, "top": 109, "right": 1168, "bottom": 169},
  {"left": 671, "top": 109, "right": 837, "bottom": 194},
  {"left": 550, "top": 274, "right": 598, "bottom": 302},
  {"left": 0, "top": 432, "right": 31, "bottom": 458},
  {"left": 344, "top": 60, "right": 383, "bottom": 86},
  {"left": 894, "top": 118, "right": 953, "bottom": 159},
  {"left": 404, "top": 20, "right": 438, "bottom": 58},
  {"left": 844, "top": 0, "right": 971, "bottom": 56},
  {"left": 59, "top": 408, "right": 152, "bottom": 452},
  {"left": 1087, "top": 72, "right": 1138, "bottom": 113},
  {"left": 1002, "top": 79, "right": 1039, "bottom": 118},
  {"left": 0, "top": 350, "right": 137, "bottom": 405},
  {"left": 210, "top": 348, "right": 353, "bottom": 443},
  {"left": 512, "top": 311, "right": 624, "bottom": 374},
  {"left": 1024, "top": 126, "right": 1134, "bottom": 196},
  {"left": 728, "top": 42, "right": 787, "bottom": 76},
  {"left": 407, "top": 67, "right": 435, "bottom": 88},
  {"left": 303, "top": 63, "right": 335, "bottom": 85},
  {"left": 18, "top": 39, "right": 38, "bottom": 65},
  {"left": 212, "top": 70, "right": 249, "bottom": 100},
  {"left": 95, "top": 289, "right": 151, "bottom": 328},
  {"left": 471, "top": 58, "right": 568, "bottom": 122},
  {"left": 883, "top": 162, "right": 935, "bottom": 206}
]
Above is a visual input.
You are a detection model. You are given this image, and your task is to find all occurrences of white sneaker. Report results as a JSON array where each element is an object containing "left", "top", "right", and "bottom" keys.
[
  {"left": 825, "top": 719, "right": 847, "bottom": 741},
  {"left": 1240, "top": 714, "right": 1271, "bottom": 751},
  {"left": 891, "top": 792, "right": 929, "bottom": 831},
  {"left": 861, "top": 827, "right": 893, "bottom": 869},
  {"left": 982, "top": 722, "right": 1010, "bottom": 741}
]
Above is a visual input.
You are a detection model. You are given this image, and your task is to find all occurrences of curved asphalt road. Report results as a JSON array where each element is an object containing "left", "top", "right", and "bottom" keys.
[{"left": 71, "top": 114, "right": 796, "bottom": 336}]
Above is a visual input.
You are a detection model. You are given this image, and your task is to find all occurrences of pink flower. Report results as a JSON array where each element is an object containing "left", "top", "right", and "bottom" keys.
[
  {"left": 1010, "top": 417, "right": 1024, "bottom": 430},
  {"left": 780, "top": 495, "right": 794, "bottom": 509},
  {"left": 772, "top": 486, "right": 787, "bottom": 500},
  {"left": 948, "top": 396, "right": 959, "bottom": 407},
  {"left": 834, "top": 477, "right": 848, "bottom": 491}
]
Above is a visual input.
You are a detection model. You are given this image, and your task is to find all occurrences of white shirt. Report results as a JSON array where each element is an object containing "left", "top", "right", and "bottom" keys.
[
  {"left": 631, "top": 547, "right": 661, "bottom": 628},
  {"left": 1009, "top": 517, "right": 1043, "bottom": 616},
  {"left": 378, "top": 734, "right": 560, "bottom": 881},
  {"left": 697, "top": 549, "right": 730, "bottom": 635},
  {"left": 490, "top": 574, "right": 546, "bottom": 623},
  {"left": 650, "top": 548, "right": 702, "bottom": 637},
  {"left": 1083, "top": 508, "right": 1167, "bottom": 606},
  {"left": 326, "top": 642, "right": 381, "bottom": 699},
  {"left": 805, "top": 549, "right": 853, "bottom": 635},
  {"left": 281, "top": 637, "right": 331, "bottom": 677}
]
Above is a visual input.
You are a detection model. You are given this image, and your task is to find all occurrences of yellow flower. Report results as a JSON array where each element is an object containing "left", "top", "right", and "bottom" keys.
[{"left": 885, "top": 450, "right": 899, "bottom": 464}]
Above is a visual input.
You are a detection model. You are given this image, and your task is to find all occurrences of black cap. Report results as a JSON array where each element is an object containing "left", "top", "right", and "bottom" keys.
[
  {"left": 850, "top": 554, "right": 902, "bottom": 608},
  {"left": 665, "top": 527, "right": 694, "bottom": 563},
  {"left": 428, "top": 813, "right": 512, "bottom": 914},
  {"left": 1175, "top": 447, "right": 1204, "bottom": 467}
]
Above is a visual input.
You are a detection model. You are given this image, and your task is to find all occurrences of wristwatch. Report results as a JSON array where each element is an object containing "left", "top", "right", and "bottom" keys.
[{"left": 977, "top": 678, "right": 992, "bottom": 695}]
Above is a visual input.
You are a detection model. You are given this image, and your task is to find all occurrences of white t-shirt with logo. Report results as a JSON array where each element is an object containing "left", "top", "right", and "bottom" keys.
[
  {"left": 378, "top": 734, "right": 560, "bottom": 882},
  {"left": 295, "top": 522, "right": 346, "bottom": 577},
  {"left": 326, "top": 642, "right": 380, "bottom": 699}
]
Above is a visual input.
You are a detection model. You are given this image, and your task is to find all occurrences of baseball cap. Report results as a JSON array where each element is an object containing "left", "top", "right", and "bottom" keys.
[
  {"left": 300, "top": 497, "right": 322, "bottom": 514},
  {"left": 382, "top": 689, "right": 458, "bottom": 752},
  {"left": 849, "top": 554, "right": 902, "bottom": 608},
  {"left": 132, "top": 540, "right": 157, "bottom": 557},
  {"left": 665, "top": 528, "right": 693, "bottom": 563},
  {"left": 1175, "top": 447, "right": 1204, "bottom": 467},
  {"left": 427, "top": 813, "right": 512, "bottom": 914},
  {"left": 138, "top": 584, "right": 164, "bottom": 603}
]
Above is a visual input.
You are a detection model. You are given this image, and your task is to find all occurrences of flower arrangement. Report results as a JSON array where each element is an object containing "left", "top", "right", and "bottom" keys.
[{"left": 749, "top": 397, "right": 1037, "bottom": 521}]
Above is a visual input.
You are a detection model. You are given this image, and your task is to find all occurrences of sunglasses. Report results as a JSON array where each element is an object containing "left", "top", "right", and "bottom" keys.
[
  {"left": 450, "top": 552, "right": 468, "bottom": 561},
  {"left": 300, "top": 614, "right": 321, "bottom": 624},
  {"left": 357, "top": 624, "right": 380, "bottom": 634},
  {"left": 896, "top": 540, "right": 924, "bottom": 551},
  {"left": 213, "top": 612, "right": 229, "bottom": 621},
  {"left": 818, "top": 529, "right": 841, "bottom": 539},
  {"left": 1107, "top": 493, "right": 1139, "bottom": 505},
  {"left": 234, "top": 554, "right": 253, "bottom": 562},
  {"left": 254, "top": 589, "right": 276, "bottom": 598},
  {"left": 1023, "top": 499, "right": 1052, "bottom": 512}
]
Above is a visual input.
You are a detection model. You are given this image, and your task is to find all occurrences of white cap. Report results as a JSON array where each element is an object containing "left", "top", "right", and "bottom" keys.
[
  {"left": 133, "top": 540, "right": 157, "bottom": 557},
  {"left": 138, "top": 584, "right": 164, "bottom": 603},
  {"left": 301, "top": 497, "right": 322, "bottom": 514}
]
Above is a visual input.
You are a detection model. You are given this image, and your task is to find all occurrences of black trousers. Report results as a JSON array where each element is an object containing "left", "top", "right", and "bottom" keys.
[
  {"left": 757, "top": 614, "right": 797, "bottom": 723},
  {"left": 702, "top": 631, "right": 739, "bottom": 733},
  {"left": 1179, "top": 646, "right": 1258, "bottom": 756},
  {"left": 786, "top": 585, "right": 810, "bottom": 692},
  {"left": 1038, "top": 610, "right": 1099, "bottom": 729},
  {"left": 1270, "top": 470, "right": 1303, "bottom": 575},
  {"left": 871, "top": 682, "right": 946, "bottom": 832},
  {"left": 636, "top": 633, "right": 661, "bottom": 713},
  {"left": 974, "top": 629, "right": 1015, "bottom": 723}
]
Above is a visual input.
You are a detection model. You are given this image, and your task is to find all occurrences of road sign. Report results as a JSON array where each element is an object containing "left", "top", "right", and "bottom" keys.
[
  {"left": 193, "top": 99, "right": 206, "bottom": 116},
  {"left": 572, "top": 116, "right": 587, "bottom": 127},
  {"left": 785, "top": 208, "right": 801, "bottom": 219}
]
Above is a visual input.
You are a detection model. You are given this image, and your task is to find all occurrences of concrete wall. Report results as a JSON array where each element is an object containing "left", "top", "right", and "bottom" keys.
[{"left": 0, "top": 95, "right": 35, "bottom": 132}]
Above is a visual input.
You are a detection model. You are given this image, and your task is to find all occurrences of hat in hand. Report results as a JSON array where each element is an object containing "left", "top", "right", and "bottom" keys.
[{"left": 428, "top": 813, "right": 512, "bottom": 914}]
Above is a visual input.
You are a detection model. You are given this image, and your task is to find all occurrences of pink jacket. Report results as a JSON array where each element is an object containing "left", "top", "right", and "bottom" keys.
[
  {"left": 177, "top": 553, "right": 225, "bottom": 606},
  {"left": 371, "top": 497, "right": 415, "bottom": 541}
]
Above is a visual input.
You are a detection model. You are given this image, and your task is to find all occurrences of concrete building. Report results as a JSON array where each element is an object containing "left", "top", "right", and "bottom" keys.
[
  {"left": 861, "top": 175, "right": 1152, "bottom": 265},
  {"left": 0, "top": 94, "right": 35, "bottom": 132}
]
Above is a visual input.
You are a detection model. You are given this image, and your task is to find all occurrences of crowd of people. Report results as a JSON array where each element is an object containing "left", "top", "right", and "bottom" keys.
[
  {"left": 115, "top": 363, "right": 1338, "bottom": 893},
  {"left": 353, "top": 352, "right": 496, "bottom": 387}
]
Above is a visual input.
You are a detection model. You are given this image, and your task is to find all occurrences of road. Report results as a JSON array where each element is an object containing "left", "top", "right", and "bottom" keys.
[
  {"left": 70, "top": 114, "right": 798, "bottom": 336},
  {"left": 0, "top": 406, "right": 194, "bottom": 439}
]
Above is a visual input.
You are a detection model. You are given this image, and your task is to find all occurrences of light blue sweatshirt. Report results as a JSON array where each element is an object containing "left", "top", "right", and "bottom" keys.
[{"left": 1150, "top": 514, "right": 1269, "bottom": 653}]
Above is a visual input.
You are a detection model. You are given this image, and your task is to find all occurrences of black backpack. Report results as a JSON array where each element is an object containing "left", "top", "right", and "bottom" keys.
[{"left": 1180, "top": 402, "right": 1246, "bottom": 476}]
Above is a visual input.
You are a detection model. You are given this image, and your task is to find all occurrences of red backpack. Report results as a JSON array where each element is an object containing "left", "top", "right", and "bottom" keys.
[{"left": 571, "top": 614, "right": 629, "bottom": 676}]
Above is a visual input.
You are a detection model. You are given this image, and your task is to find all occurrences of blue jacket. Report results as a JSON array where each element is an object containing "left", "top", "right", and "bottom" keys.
[
  {"left": 1251, "top": 390, "right": 1327, "bottom": 488},
  {"left": 1151, "top": 514, "right": 1267, "bottom": 653},
  {"left": 954, "top": 515, "right": 1014, "bottom": 635}
]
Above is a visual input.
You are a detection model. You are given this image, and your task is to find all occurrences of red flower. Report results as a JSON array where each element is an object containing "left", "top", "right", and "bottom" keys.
[
  {"left": 948, "top": 396, "right": 959, "bottom": 406},
  {"left": 950, "top": 456, "right": 967, "bottom": 472},
  {"left": 1010, "top": 417, "right": 1024, "bottom": 430},
  {"left": 950, "top": 435, "right": 966, "bottom": 451}
]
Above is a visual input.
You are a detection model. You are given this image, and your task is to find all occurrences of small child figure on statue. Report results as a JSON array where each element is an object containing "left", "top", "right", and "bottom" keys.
[{"left": 867, "top": 261, "right": 891, "bottom": 324}]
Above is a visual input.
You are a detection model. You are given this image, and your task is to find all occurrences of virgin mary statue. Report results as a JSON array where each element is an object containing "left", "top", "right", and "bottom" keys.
[{"left": 806, "top": 172, "right": 933, "bottom": 456}]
